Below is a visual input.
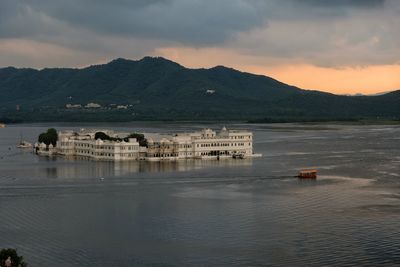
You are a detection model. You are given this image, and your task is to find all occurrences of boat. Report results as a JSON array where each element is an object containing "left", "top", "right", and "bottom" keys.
[
  {"left": 297, "top": 170, "right": 317, "bottom": 179},
  {"left": 232, "top": 152, "right": 245, "bottom": 159},
  {"left": 17, "top": 140, "right": 33, "bottom": 149},
  {"left": 17, "top": 132, "right": 33, "bottom": 149}
]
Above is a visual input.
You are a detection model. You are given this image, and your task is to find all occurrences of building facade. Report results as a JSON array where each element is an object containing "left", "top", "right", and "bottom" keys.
[
  {"left": 56, "top": 129, "right": 140, "bottom": 161},
  {"left": 36, "top": 127, "right": 256, "bottom": 161},
  {"left": 146, "top": 127, "right": 253, "bottom": 160}
]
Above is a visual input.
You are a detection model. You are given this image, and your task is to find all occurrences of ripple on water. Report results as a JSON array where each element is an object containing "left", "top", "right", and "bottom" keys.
[{"left": 1, "top": 123, "right": 400, "bottom": 266}]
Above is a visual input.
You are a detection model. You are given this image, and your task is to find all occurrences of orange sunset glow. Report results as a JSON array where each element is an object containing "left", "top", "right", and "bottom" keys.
[
  {"left": 255, "top": 64, "right": 400, "bottom": 95},
  {"left": 155, "top": 47, "right": 400, "bottom": 95}
]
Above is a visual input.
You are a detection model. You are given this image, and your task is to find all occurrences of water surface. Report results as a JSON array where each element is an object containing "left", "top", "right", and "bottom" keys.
[{"left": 0, "top": 122, "right": 399, "bottom": 266}]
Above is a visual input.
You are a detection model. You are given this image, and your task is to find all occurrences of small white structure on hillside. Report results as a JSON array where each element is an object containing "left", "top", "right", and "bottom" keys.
[
  {"left": 66, "top": 104, "right": 82, "bottom": 109},
  {"left": 85, "top": 102, "right": 101, "bottom": 108}
]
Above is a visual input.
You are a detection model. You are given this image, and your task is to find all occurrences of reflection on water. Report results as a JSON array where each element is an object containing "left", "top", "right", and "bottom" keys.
[
  {"left": 46, "top": 158, "right": 253, "bottom": 180},
  {"left": 0, "top": 123, "right": 400, "bottom": 267}
]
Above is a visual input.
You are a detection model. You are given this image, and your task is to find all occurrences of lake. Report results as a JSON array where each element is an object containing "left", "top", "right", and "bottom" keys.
[{"left": 0, "top": 122, "right": 399, "bottom": 266}]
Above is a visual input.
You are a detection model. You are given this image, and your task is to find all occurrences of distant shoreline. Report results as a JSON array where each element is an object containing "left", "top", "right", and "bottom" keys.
[
  {"left": 2, "top": 117, "right": 400, "bottom": 126},
  {"left": 247, "top": 118, "right": 400, "bottom": 125}
]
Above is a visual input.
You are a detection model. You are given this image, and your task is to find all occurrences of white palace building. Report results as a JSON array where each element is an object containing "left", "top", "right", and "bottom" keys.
[
  {"left": 37, "top": 127, "right": 259, "bottom": 161},
  {"left": 56, "top": 129, "right": 141, "bottom": 161}
]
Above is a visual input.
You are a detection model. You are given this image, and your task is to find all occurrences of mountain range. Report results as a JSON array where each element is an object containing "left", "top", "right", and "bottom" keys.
[{"left": 0, "top": 57, "right": 399, "bottom": 122}]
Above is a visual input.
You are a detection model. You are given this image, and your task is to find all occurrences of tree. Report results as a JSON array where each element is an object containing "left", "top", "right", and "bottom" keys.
[
  {"left": 38, "top": 128, "right": 58, "bottom": 146},
  {"left": 38, "top": 133, "right": 48, "bottom": 144},
  {"left": 0, "top": 248, "right": 27, "bottom": 267},
  {"left": 125, "top": 133, "right": 147, "bottom": 147},
  {"left": 94, "top": 132, "right": 123, "bottom": 142},
  {"left": 94, "top": 131, "right": 110, "bottom": 141}
]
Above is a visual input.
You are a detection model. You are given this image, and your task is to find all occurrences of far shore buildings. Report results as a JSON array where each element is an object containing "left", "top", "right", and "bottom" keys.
[
  {"left": 84, "top": 102, "right": 102, "bottom": 108},
  {"left": 36, "top": 127, "right": 258, "bottom": 161},
  {"left": 66, "top": 104, "right": 82, "bottom": 109}
]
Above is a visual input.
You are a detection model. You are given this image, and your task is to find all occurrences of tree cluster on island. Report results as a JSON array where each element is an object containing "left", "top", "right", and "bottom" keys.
[
  {"left": 38, "top": 128, "right": 58, "bottom": 147},
  {"left": 94, "top": 132, "right": 148, "bottom": 147}
]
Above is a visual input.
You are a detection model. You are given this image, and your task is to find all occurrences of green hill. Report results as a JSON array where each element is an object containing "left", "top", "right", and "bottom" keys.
[{"left": 0, "top": 57, "right": 399, "bottom": 122}]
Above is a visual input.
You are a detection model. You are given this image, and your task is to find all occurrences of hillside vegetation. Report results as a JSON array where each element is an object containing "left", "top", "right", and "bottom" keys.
[{"left": 0, "top": 57, "right": 399, "bottom": 122}]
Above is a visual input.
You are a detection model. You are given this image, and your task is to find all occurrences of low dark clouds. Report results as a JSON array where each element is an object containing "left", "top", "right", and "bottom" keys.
[
  {"left": 3, "top": 0, "right": 388, "bottom": 46},
  {"left": 0, "top": 0, "right": 399, "bottom": 68},
  {"left": 13, "top": 0, "right": 267, "bottom": 45},
  {"left": 292, "top": 0, "right": 385, "bottom": 8}
]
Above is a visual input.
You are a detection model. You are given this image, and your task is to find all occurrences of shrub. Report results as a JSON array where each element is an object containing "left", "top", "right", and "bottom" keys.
[
  {"left": 94, "top": 131, "right": 111, "bottom": 141},
  {"left": 0, "top": 248, "right": 27, "bottom": 267},
  {"left": 125, "top": 133, "right": 147, "bottom": 147}
]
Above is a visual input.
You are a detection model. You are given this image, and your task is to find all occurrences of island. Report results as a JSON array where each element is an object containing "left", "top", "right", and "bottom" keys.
[{"left": 35, "top": 127, "right": 261, "bottom": 161}]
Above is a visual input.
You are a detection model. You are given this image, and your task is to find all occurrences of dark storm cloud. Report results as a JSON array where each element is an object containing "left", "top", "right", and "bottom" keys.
[
  {"left": 0, "top": 0, "right": 398, "bottom": 68},
  {"left": 3, "top": 0, "right": 267, "bottom": 45},
  {"left": 0, "top": 0, "right": 390, "bottom": 45},
  {"left": 291, "top": 0, "right": 385, "bottom": 8}
]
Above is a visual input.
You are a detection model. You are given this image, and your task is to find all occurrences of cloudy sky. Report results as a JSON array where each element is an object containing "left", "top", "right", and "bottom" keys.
[{"left": 1, "top": 0, "right": 399, "bottom": 94}]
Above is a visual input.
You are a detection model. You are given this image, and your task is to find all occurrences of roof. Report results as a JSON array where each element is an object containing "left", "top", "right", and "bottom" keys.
[{"left": 299, "top": 170, "right": 318, "bottom": 173}]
